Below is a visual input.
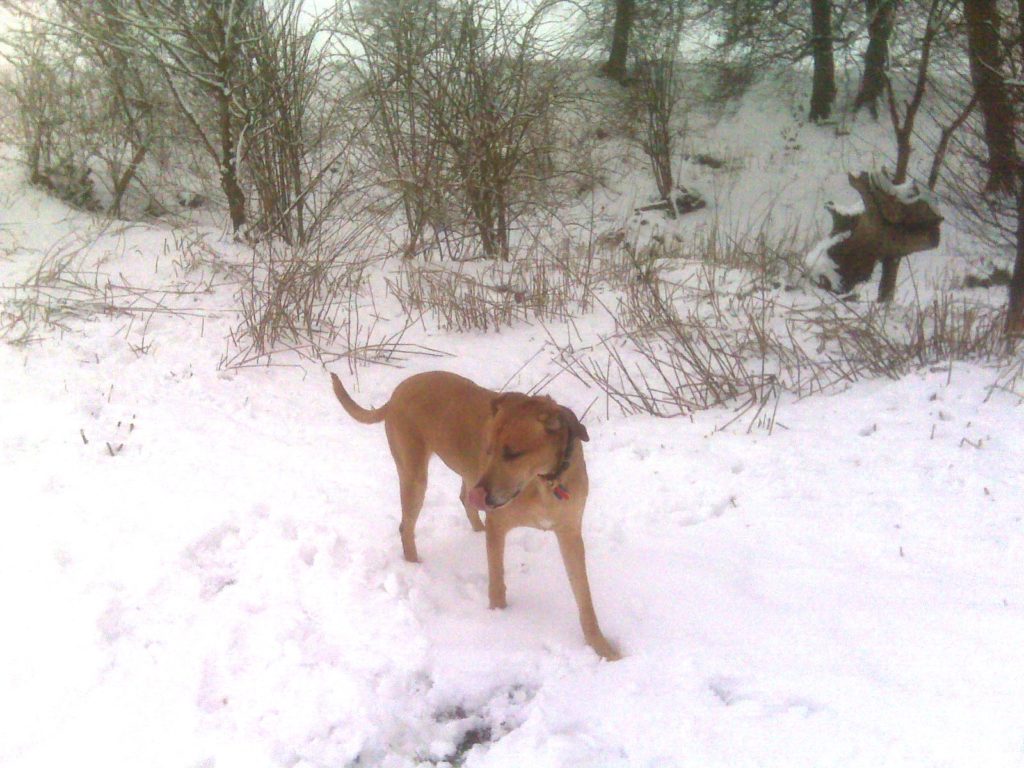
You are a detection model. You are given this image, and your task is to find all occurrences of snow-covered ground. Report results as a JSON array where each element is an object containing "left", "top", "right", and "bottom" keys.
[{"left": 2, "top": 75, "right": 1023, "bottom": 768}]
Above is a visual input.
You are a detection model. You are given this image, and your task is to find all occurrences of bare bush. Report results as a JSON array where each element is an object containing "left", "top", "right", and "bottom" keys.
[
  {"left": 6, "top": 0, "right": 348, "bottom": 238},
  {"left": 226, "top": 224, "right": 456, "bottom": 368},
  {"left": 229, "top": 235, "right": 370, "bottom": 365},
  {"left": 3, "top": 0, "right": 253, "bottom": 226},
  {"left": 344, "top": 0, "right": 580, "bottom": 260},
  {"left": 240, "top": 1, "right": 343, "bottom": 246},
  {"left": 0, "top": 21, "right": 101, "bottom": 210},
  {"left": 564, "top": 222, "right": 1017, "bottom": 421},
  {"left": 50, "top": 0, "right": 165, "bottom": 216},
  {"left": 345, "top": 0, "right": 450, "bottom": 259},
  {"left": 627, "top": 7, "right": 685, "bottom": 200}
]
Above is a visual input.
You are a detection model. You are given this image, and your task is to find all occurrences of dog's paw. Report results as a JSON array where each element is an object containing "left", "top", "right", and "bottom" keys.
[{"left": 589, "top": 637, "right": 622, "bottom": 661}]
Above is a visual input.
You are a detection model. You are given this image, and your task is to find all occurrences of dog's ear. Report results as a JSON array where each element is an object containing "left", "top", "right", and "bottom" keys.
[{"left": 557, "top": 405, "right": 589, "bottom": 442}]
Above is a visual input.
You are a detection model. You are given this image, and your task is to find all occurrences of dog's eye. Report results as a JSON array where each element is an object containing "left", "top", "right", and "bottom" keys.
[{"left": 502, "top": 447, "right": 524, "bottom": 461}]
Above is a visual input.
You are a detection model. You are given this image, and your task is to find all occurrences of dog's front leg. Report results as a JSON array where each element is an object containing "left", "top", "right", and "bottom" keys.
[
  {"left": 556, "top": 528, "right": 620, "bottom": 661},
  {"left": 485, "top": 516, "right": 508, "bottom": 609},
  {"left": 460, "top": 480, "right": 486, "bottom": 532}
]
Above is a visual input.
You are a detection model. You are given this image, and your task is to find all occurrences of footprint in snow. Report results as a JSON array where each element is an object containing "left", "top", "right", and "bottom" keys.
[
  {"left": 298, "top": 542, "right": 317, "bottom": 566},
  {"left": 715, "top": 495, "right": 737, "bottom": 515},
  {"left": 675, "top": 495, "right": 736, "bottom": 526},
  {"left": 708, "top": 676, "right": 823, "bottom": 716},
  {"left": 184, "top": 523, "right": 241, "bottom": 600}
]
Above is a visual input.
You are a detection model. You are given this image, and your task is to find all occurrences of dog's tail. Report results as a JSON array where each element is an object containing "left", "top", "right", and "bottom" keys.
[{"left": 330, "top": 373, "right": 387, "bottom": 424}]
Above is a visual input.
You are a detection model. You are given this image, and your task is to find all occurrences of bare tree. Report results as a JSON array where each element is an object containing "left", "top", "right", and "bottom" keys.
[
  {"left": 628, "top": 4, "right": 686, "bottom": 201},
  {"left": 602, "top": 0, "right": 636, "bottom": 83},
  {"left": 0, "top": 18, "right": 111, "bottom": 210},
  {"left": 852, "top": 0, "right": 895, "bottom": 117},
  {"left": 49, "top": 0, "right": 163, "bottom": 216},
  {"left": 964, "top": 0, "right": 1017, "bottom": 194},
  {"left": 424, "top": 1, "right": 522, "bottom": 259},
  {"left": 1002, "top": 0, "right": 1024, "bottom": 336},
  {"left": 63, "top": 0, "right": 257, "bottom": 231},
  {"left": 1, "top": 21, "right": 72, "bottom": 189},
  {"left": 934, "top": 0, "right": 1023, "bottom": 336},
  {"left": 1010, "top": 180, "right": 1024, "bottom": 337},
  {"left": 809, "top": 0, "right": 837, "bottom": 120},
  {"left": 876, "top": 0, "right": 957, "bottom": 299},
  {"left": 5, "top": 0, "right": 349, "bottom": 236}
]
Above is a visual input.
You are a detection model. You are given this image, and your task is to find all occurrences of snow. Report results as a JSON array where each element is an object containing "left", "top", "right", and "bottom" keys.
[
  {"left": 803, "top": 231, "right": 849, "bottom": 290},
  {"left": 3, "top": 331, "right": 1022, "bottom": 767},
  {"left": 3, "top": 71, "right": 1024, "bottom": 768},
  {"left": 869, "top": 168, "right": 941, "bottom": 213},
  {"left": 826, "top": 200, "right": 865, "bottom": 218}
]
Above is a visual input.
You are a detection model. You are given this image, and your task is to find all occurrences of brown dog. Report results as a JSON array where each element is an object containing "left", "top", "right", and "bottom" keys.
[{"left": 330, "top": 371, "right": 619, "bottom": 660}]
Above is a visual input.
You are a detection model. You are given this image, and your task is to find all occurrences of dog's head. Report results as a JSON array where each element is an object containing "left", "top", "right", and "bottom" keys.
[{"left": 468, "top": 393, "right": 589, "bottom": 511}]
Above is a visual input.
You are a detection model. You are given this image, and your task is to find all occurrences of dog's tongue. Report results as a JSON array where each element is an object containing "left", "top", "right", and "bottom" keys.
[{"left": 466, "top": 486, "right": 489, "bottom": 511}]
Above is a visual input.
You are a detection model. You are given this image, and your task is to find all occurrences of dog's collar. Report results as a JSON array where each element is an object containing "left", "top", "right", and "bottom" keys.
[{"left": 539, "top": 434, "right": 576, "bottom": 500}]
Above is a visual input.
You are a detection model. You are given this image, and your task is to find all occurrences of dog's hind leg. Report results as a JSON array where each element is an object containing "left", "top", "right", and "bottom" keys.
[
  {"left": 386, "top": 423, "right": 429, "bottom": 563},
  {"left": 398, "top": 471, "right": 427, "bottom": 562},
  {"left": 460, "top": 480, "right": 485, "bottom": 532}
]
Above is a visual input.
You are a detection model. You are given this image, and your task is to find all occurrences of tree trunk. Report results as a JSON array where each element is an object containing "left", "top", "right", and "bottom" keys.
[
  {"left": 809, "top": 0, "right": 837, "bottom": 121},
  {"left": 218, "top": 89, "right": 246, "bottom": 232},
  {"left": 964, "top": 0, "right": 1017, "bottom": 194},
  {"left": 1008, "top": 177, "right": 1024, "bottom": 337},
  {"left": 853, "top": 0, "right": 895, "bottom": 118},
  {"left": 602, "top": 0, "right": 635, "bottom": 83},
  {"left": 880, "top": 0, "right": 940, "bottom": 301},
  {"left": 110, "top": 142, "right": 149, "bottom": 217},
  {"left": 1009, "top": 0, "right": 1024, "bottom": 337}
]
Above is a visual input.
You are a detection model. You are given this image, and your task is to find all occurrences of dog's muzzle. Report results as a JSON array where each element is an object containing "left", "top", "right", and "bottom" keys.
[{"left": 467, "top": 484, "right": 518, "bottom": 512}]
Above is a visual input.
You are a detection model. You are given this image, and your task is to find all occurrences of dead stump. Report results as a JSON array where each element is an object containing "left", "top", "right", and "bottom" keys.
[{"left": 805, "top": 170, "right": 943, "bottom": 301}]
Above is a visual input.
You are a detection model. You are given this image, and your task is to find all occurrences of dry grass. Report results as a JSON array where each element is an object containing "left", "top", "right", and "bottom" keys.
[
  {"left": 226, "top": 236, "right": 368, "bottom": 366},
  {"left": 5, "top": 207, "right": 1018, "bottom": 413},
  {"left": 224, "top": 230, "right": 452, "bottom": 370},
  {"left": 560, "top": 219, "right": 1020, "bottom": 423},
  {"left": 0, "top": 229, "right": 214, "bottom": 349},
  {"left": 372, "top": 213, "right": 1019, "bottom": 422},
  {"left": 385, "top": 235, "right": 601, "bottom": 333}
]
